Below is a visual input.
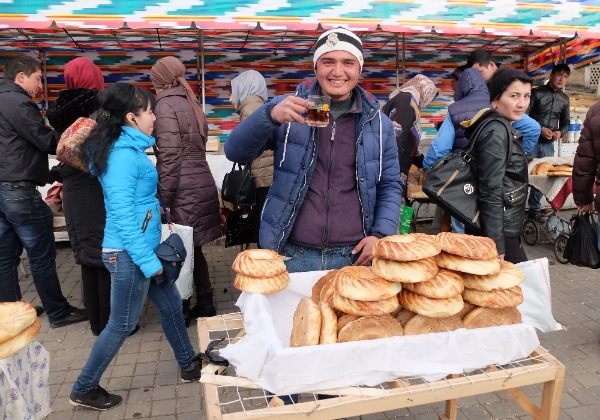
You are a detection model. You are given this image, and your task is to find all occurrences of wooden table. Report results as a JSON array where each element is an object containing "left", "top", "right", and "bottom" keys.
[{"left": 198, "top": 314, "right": 565, "bottom": 420}]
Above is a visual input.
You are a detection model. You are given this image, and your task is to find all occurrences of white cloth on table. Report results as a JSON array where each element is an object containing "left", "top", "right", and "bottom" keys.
[
  {"left": 220, "top": 271, "right": 541, "bottom": 395},
  {"left": 0, "top": 339, "right": 51, "bottom": 419}
]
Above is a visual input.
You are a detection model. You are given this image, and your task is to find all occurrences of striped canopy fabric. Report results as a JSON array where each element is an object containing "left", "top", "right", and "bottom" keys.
[{"left": 1, "top": 0, "right": 598, "bottom": 142}]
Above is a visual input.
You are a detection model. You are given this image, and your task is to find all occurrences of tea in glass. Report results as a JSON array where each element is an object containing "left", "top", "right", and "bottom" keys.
[{"left": 306, "top": 95, "right": 331, "bottom": 127}]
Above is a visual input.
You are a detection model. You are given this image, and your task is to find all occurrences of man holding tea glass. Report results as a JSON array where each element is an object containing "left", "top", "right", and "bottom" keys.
[{"left": 225, "top": 27, "right": 401, "bottom": 273}]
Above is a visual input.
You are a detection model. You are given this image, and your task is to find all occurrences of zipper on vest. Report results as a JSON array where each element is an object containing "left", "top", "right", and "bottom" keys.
[{"left": 324, "top": 121, "right": 336, "bottom": 248}]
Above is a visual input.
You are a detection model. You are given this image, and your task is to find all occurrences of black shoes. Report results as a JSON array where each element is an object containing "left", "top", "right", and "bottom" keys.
[
  {"left": 50, "top": 306, "right": 88, "bottom": 328},
  {"left": 181, "top": 354, "right": 202, "bottom": 382},
  {"left": 69, "top": 386, "right": 122, "bottom": 411},
  {"left": 34, "top": 306, "right": 44, "bottom": 317}
]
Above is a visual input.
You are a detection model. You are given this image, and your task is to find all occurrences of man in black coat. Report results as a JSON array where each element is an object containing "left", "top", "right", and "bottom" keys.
[
  {"left": 0, "top": 55, "right": 87, "bottom": 328},
  {"left": 526, "top": 63, "right": 571, "bottom": 219}
]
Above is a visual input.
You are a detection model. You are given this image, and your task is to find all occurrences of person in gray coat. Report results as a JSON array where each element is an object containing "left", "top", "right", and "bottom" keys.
[{"left": 151, "top": 57, "right": 221, "bottom": 323}]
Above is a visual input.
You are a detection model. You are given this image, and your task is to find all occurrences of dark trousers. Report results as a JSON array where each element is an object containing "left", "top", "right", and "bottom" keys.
[
  {"left": 81, "top": 264, "right": 111, "bottom": 336},
  {"left": 0, "top": 185, "right": 71, "bottom": 321},
  {"left": 252, "top": 187, "right": 269, "bottom": 247},
  {"left": 505, "top": 236, "right": 528, "bottom": 264},
  {"left": 193, "top": 245, "right": 211, "bottom": 292}
]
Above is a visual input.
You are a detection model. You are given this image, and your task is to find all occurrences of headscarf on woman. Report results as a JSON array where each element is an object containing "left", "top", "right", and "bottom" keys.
[
  {"left": 389, "top": 74, "right": 438, "bottom": 110},
  {"left": 150, "top": 56, "right": 206, "bottom": 137},
  {"left": 230, "top": 70, "right": 268, "bottom": 109},
  {"left": 64, "top": 57, "right": 104, "bottom": 91}
]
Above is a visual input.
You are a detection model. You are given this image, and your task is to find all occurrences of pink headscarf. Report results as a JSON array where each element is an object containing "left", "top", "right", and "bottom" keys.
[
  {"left": 150, "top": 56, "right": 206, "bottom": 138},
  {"left": 64, "top": 57, "right": 104, "bottom": 90}
]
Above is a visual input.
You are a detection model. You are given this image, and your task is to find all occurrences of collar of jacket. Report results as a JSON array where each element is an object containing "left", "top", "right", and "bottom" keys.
[
  {"left": 0, "top": 79, "right": 29, "bottom": 97},
  {"left": 156, "top": 85, "right": 186, "bottom": 100},
  {"left": 116, "top": 126, "right": 156, "bottom": 151}
]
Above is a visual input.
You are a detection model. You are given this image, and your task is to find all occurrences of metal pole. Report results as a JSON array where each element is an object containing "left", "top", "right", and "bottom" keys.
[
  {"left": 199, "top": 29, "right": 206, "bottom": 112},
  {"left": 395, "top": 34, "right": 399, "bottom": 89},
  {"left": 402, "top": 33, "right": 406, "bottom": 84},
  {"left": 41, "top": 50, "right": 48, "bottom": 110}
]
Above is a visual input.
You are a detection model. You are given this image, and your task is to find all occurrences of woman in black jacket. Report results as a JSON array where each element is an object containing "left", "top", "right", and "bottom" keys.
[
  {"left": 46, "top": 57, "right": 112, "bottom": 336},
  {"left": 463, "top": 68, "right": 531, "bottom": 263}
]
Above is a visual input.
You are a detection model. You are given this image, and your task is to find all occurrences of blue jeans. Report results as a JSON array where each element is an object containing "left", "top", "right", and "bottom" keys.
[
  {"left": 73, "top": 251, "right": 195, "bottom": 394},
  {"left": 528, "top": 142, "right": 555, "bottom": 215},
  {"left": 281, "top": 243, "right": 358, "bottom": 273},
  {"left": 0, "top": 185, "right": 71, "bottom": 321},
  {"left": 450, "top": 217, "right": 465, "bottom": 234}
]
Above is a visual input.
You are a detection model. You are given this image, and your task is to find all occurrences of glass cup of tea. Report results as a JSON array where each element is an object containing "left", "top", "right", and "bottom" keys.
[{"left": 306, "top": 95, "right": 331, "bottom": 127}]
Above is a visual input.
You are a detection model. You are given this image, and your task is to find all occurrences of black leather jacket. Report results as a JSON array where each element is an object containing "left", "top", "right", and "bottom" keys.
[
  {"left": 0, "top": 79, "right": 58, "bottom": 185},
  {"left": 465, "top": 110, "right": 529, "bottom": 255},
  {"left": 527, "top": 84, "right": 570, "bottom": 142}
]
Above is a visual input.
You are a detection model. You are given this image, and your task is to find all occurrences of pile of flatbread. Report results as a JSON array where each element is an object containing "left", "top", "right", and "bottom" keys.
[
  {"left": 289, "top": 232, "right": 524, "bottom": 346},
  {"left": 531, "top": 162, "right": 572, "bottom": 177},
  {"left": 232, "top": 249, "right": 290, "bottom": 294},
  {"left": 0, "top": 302, "right": 41, "bottom": 359}
]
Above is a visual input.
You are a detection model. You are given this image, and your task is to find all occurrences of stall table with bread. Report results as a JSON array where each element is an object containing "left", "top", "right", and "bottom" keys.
[
  {"left": 198, "top": 234, "right": 565, "bottom": 419},
  {"left": 528, "top": 157, "right": 574, "bottom": 212}
]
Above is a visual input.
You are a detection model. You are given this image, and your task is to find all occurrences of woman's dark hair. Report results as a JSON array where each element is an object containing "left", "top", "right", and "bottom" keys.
[{"left": 81, "top": 82, "right": 156, "bottom": 175}]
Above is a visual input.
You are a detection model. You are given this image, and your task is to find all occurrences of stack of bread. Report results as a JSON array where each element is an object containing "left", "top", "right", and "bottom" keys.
[
  {"left": 435, "top": 232, "right": 524, "bottom": 328},
  {"left": 291, "top": 267, "right": 405, "bottom": 346},
  {"left": 0, "top": 302, "right": 41, "bottom": 359},
  {"left": 232, "top": 249, "right": 290, "bottom": 294},
  {"left": 370, "top": 234, "right": 467, "bottom": 335},
  {"left": 531, "top": 162, "right": 572, "bottom": 177}
]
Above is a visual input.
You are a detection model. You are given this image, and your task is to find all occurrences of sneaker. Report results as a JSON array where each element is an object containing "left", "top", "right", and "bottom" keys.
[
  {"left": 69, "top": 386, "right": 122, "bottom": 411},
  {"left": 50, "top": 306, "right": 88, "bottom": 328},
  {"left": 181, "top": 354, "right": 202, "bottom": 382}
]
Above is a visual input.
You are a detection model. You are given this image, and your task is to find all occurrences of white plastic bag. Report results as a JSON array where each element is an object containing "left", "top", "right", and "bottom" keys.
[
  {"left": 161, "top": 223, "right": 194, "bottom": 299},
  {"left": 516, "top": 258, "right": 563, "bottom": 332}
]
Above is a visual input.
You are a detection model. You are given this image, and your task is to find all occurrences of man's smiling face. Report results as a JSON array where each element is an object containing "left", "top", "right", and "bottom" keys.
[{"left": 316, "top": 50, "right": 360, "bottom": 101}]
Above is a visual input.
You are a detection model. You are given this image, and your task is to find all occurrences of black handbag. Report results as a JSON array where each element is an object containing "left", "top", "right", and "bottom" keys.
[
  {"left": 222, "top": 163, "right": 256, "bottom": 207},
  {"left": 422, "top": 116, "right": 512, "bottom": 232},
  {"left": 151, "top": 183, "right": 188, "bottom": 286},
  {"left": 563, "top": 212, "right": 600, "bottom": 269},
  {"left": 225, "top": 209, "right": 254, "bottom": 248}
]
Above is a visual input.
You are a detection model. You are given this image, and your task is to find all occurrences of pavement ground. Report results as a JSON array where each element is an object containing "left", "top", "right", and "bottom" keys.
[{"left": 16, "top": 219, "right": 600, "bottom": 420}]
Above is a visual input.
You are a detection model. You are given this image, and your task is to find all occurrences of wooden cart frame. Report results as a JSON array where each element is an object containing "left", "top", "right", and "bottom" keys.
[{"left": 198, "top": 314, "right": 565, "bottom": 420}]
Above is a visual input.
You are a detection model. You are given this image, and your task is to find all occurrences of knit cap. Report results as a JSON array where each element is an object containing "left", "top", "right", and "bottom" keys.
[{"left": 313, "top": 27, "right": 364, "bottom": 72}]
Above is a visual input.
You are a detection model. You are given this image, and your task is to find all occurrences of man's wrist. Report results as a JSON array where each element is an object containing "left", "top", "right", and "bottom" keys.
[{"left": 265, "top": 104, "right": 280, "bottom": 126}]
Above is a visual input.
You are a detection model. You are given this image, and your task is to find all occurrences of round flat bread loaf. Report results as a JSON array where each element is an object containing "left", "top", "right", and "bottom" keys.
[
  {"left": 395, "top": 308, "right": 416, "bottom": 327},
  {"left": 462, "top": 260, "right": 524, "bottom": 291},
  {"left": 319, "top": 278, "right": 336, "bottom": 307},
  {"left": 334, "top": 266, "right": 402, "bottom": 301},
  {"left": 371, "top": 257, "right": 438, "bottom": 283},
  {"left": 0, "top": 301, "right": 37, "bottom": 344},
  {"left": 403, "top": 314, "right": 464, "bottom": 336},
  {"left": 0, "top": 317, "right": 41, "bottom": 359},
  {"left": 402, "top": 269, "right": 464, "bottom": 299},
  {"left": 232, "top": 249, "right": 287, "bottom": 277},
  {"left": 462, "top": 286, "right": 524, "bottom": 308},
  {"left": 311, "top": 270, "right": 339, "bottom": 303},
  {"left": 463, "top": 306, "right": 522, "bottom": 329},
  {"left": 435, "top": 232, "right": 498, "bottom": 260},
  {"left": 338, "top": 315, "right": 403, "bottom": 343},
  {"left": 372, "top": 234, "right": 441, "bottom": 261},
  {"left": 319, "top": 301, "right": 338, "bottom": 344},
  {"left": 332, "top": 293, "right": 400, "bottom": 316},
  {"left": 547, "top": 171, "right": 572, "bottom": 177},
  {"left": 532, "top": 162, "right": 553, "bottom": 175},
  {"left": 435, "top": 252, "right": 501, "bottom": 276},
  {"left": 290, "top": 298, "right": 321, "bottom": 347},
  {"left": 233, "top": 272, "right": 290, "bottom": 294},
  {"left": 398, "top": 290, "right": 464, "bottom": 318},
  {"left": 337, "top": 314, "right": 360, "bottom": 333}
]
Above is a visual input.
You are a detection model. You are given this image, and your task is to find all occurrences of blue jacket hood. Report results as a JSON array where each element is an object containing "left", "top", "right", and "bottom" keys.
[
  {"left": 455, "top": 68, "right": 488, "bottom": 102},
  {"left": 114, "top": 126, "right": 156, "bottom": 151}
]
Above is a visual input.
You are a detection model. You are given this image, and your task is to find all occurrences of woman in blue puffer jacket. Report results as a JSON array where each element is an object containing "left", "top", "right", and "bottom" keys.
[{"left": 70, "top": 83, "right": 200, "bottom": 411}]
